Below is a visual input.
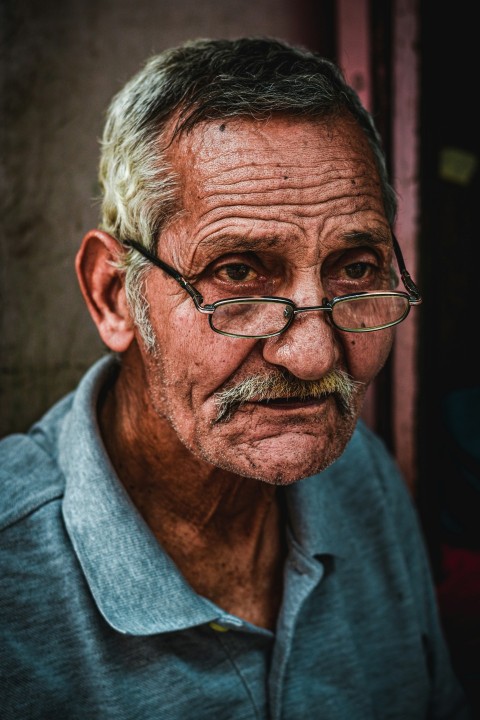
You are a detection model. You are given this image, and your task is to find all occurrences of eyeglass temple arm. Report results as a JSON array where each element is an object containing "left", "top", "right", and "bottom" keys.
[
  {"left": 392, "top": 234, "right": 422, "bottom": 304},
  {"left": 122, "top": 239, "right": 205, "bottom": 306}
]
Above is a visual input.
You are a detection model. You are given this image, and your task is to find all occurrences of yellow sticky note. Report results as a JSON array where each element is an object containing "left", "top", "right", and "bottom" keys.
[{"left": 439, "top": 147, "right": 477, "bottom": 186}]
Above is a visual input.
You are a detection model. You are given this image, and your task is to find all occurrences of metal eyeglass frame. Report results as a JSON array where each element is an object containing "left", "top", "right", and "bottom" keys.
[{"left": 122, "top": 235, "right": 422, "bottom": 339}]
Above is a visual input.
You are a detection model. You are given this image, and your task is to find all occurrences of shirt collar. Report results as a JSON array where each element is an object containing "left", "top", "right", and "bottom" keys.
[{"left": 60, "top": 355, "right": 219, "bottom": 636}]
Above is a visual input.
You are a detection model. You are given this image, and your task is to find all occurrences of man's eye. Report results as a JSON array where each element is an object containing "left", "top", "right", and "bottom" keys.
[
  {"left": 345, "top": 262, "right": 372, "bottom": 279},
  {"left": 216, "top": 264, "right": 257, "bottom": 282}
]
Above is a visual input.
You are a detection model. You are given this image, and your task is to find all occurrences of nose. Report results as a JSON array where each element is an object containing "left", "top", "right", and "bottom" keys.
[{"left": 261, "top": 305, "right": 339, "bottom": 380}]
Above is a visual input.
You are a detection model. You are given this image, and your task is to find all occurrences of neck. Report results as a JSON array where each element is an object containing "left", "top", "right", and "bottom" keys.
[{"left": 98, "top": 353, "right": 287, "bottom": 629}]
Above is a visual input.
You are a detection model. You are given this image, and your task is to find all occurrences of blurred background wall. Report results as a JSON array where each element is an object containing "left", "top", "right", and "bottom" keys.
[{"left": 0, "top": 0, "right": 305, "bottom": 436}]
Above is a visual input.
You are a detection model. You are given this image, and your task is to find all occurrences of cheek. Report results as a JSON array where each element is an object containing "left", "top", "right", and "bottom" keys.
[
  {"left": 342, "top": 329, "right": 394, "bottom": 383},
  {"left": 161, "top": 304, "right": 254, "bottom": 401}
]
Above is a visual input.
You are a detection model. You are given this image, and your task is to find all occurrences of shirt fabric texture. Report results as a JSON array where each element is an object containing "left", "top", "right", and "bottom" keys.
[{"left": 0, "top": 354, "right": 471, "bottom": 719}]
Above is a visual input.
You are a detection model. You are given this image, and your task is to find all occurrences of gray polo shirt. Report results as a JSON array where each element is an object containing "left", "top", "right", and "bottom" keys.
[{"left": 0, "top": 355, "right": 470, "bottom": 719}]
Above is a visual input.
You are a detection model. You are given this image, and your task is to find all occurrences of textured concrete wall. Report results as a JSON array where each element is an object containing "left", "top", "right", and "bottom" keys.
[{"left": 0, "top": 0, "right": 301, "bottom": 436}]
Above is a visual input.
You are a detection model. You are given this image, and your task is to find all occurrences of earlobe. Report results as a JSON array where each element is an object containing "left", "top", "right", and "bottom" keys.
[{"left": 75, "top": 230, "right": 135, "bottom": 353}]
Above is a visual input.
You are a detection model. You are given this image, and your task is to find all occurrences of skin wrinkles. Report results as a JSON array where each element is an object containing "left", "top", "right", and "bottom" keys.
[
  {"left": 144, "top": 118, "right": 394, "bottom": 461},
  {"left": 191, "top": 128, "right": 382, "bottom": 213},
  {"left": 93, "top": 114, "right": 395, "bottom": 626},
  {"left": 175, "top": 231, "right": 392, "bottom": 309},
  {"left": 161, "top": 120, "right": 389, "bottom": 274},
  {"left": 168, "top": 215, "right": 392, "bottom": 288},
  {"left": 166, "top": 208, "right": 389, "bottom": 287},
  {"left": 198, "top": 158, "right": 376, "bottom": 192},
  {"left": 178, "top": 123, "right": 377, "bottom": 206},
  {"left": 194, "top": 171, "right": 382, "bottom": 219},
  {"left": 172, "top": 226, "right": 391, "bottom": 278}
]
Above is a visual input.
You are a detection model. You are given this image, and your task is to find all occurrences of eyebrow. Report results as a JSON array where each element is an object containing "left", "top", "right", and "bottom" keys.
[
  {"left": 341, "top": 230, "right": 391, "bottom": 247},
  {"left": 194, "top": 234, "right": 282, "bottom": 254}
]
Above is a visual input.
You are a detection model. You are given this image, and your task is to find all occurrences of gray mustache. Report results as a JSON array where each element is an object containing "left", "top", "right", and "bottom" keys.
[{"left": 213, "top": 368, "right": 363, "bottom": 423}]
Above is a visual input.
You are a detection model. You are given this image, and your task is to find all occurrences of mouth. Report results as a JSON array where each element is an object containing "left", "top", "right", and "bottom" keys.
[{"left": 253, "top": 395, "right": 330, "bottom": 409}]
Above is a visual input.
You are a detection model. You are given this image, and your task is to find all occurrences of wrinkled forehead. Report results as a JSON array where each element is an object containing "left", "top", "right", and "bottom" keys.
[
  {"left": 168, "top": 112, "right": 377, "bottom": 177},
  {"left": 159, "top": 114, "right": 388, "bottom": 268}
]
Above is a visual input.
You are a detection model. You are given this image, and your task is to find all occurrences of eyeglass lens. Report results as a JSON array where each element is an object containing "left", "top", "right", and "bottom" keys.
[
  {"left": 212, "top": 300, "right": 293, "bottom": 336},
  {"left": 332, "top": 294, "right": 409, "bottom": 331}
]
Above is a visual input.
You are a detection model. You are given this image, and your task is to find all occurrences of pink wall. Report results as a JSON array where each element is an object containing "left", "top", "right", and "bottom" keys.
[{"left": 337, "top": 0, "right": 420, "bottom": 492}]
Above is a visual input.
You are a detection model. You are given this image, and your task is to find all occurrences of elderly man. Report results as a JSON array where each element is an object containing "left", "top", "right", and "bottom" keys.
[{"left": 0, "top": 37, "right": 471, "bottom": 719}]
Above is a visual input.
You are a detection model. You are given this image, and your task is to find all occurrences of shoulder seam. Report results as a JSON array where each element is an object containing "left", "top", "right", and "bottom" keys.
[
  {"left": 0, "top": 434, "right": 65, "bottom": 531},
  {"left": 0, "top": 488, "right": 64, "bottom": 532}
]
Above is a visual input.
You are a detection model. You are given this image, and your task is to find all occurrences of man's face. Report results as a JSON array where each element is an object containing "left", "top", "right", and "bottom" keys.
[{"left": 131, "top": 114, "right": 395, "bottom": 484}]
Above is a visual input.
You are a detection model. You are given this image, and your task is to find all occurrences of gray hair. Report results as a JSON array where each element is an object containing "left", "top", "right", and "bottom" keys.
[{"left": 98, "top": 37, "right": 397, "bottom": 345}]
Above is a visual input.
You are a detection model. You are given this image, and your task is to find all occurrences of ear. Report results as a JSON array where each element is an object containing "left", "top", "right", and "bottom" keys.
[{"left": 75, "top": 230, "right": 135, "bottom": 353}]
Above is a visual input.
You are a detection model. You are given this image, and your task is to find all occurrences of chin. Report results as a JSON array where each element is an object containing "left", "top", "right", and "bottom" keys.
[
  {"left": 206, "top": 449, "right": 340, "bottom": 486},
  {"left": 196, "top": 420, "right": 357, "bottom": 486}
]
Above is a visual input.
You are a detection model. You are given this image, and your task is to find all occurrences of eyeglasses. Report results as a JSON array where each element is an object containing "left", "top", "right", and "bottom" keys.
[{"left": 123, "top": 235, "right": 422, "bottom": 339}]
